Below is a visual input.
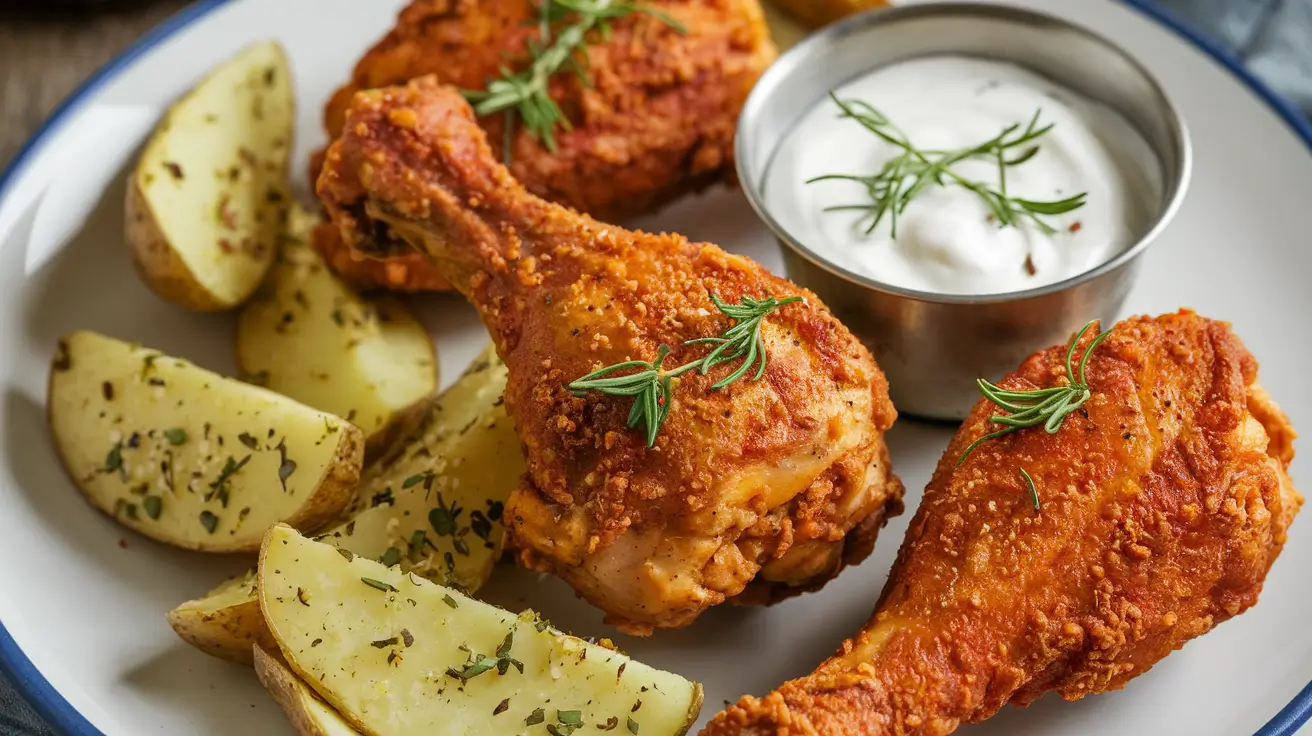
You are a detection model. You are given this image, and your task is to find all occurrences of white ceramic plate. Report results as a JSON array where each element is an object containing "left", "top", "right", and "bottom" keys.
[{"left": 1, "top": 1, "right": 1309, "bottom": 734}]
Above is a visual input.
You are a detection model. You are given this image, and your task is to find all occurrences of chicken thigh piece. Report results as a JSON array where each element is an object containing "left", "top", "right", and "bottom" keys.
[
  {"left": 316, "top": 0, "right": 776, "bottom": 290},
  {"left": 705, "top": 311, "right": 1300, "bottom": 735},
  {"left": 317, "top": 79, "right": 903, "bottom": 635}
]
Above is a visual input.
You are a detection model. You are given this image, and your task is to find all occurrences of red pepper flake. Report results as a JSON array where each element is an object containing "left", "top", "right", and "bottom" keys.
[
  {"left": 217, "top": 195, "right": 237, "bottom": 230},
  {"left": 1068, "top": 221, "right": 1083, "bottom": 234},
  {"left": 657, "top": 397, "right": 665, "bottom": 407},
  {"left": 1023, "top": 255, "right": 1038, "bottom": 276},
  {"left": 218, "top": 239, "right": 236, "bottom": 254},
  {"left": 118, "top": 539, "right": 128, "bottom": 549}
]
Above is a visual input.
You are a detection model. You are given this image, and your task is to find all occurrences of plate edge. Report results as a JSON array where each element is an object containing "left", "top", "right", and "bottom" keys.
[
  {"left": 0, "top": 0, "right": 1308, "bottom": 735},
  {"left": 0, "top": 4, "right": 233, "bottom": 735}
]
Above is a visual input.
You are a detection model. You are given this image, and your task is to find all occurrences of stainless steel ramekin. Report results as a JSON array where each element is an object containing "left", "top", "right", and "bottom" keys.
[{"left": 737, "top": 2, "right": 1191, "bottom": 420}]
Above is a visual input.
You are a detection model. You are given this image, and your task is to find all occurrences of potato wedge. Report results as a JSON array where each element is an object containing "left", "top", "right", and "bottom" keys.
[
  {"left": 168, "top": 348, "right": 515, "bottom": 662},
  {"left": 166, "top": 570, "right": 274, "bottom": 665},
  {"left": 320, "top": 345, "right": 519, "bottom": 592},
  {"left": 48, "top": 331, "right": 362, "bottom": 552},
  {"left": 254, "top": 646, "right": 362, "bottom": 736},
  {"left": 127, "top": 40, "right": 293, "bottom": 311},
  {"left": 236, "top": 207, "right": 437, "bottom": 460},
  {"left": 769, "top": 0, "right": 887, "bottom": 28},
  {"left": 260, "top": 525, "right": 703, "bottom": 736}
]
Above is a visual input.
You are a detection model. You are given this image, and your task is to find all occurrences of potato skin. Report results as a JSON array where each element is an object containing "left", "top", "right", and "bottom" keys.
[
  {"left": 125, "top": 176, "right": 229, "bottom": 312},
  {"left": 253, "top": 646, "right": 358, "bottom": 736},
  {"left": 277, "top": 425, "right": 365, "bottom": 540},
  {"left": 168, "top": 597, "right": 273, "bottom": 665}
]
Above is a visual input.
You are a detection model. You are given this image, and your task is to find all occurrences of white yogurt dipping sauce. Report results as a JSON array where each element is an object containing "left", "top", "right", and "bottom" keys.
[{"left": 765, "top": 56, "right": 1164, "bottom": 295}]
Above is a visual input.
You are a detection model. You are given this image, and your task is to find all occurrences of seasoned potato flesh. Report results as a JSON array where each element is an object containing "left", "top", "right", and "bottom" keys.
[
  {"left": 49, "top": 331, "right": 361, "bottom": 551},
  {"left": 237, "top": 207, "right": 436, "bottom": 450},
  {"left": 260, "top": 525, "right": 703, "bottom": 736}
]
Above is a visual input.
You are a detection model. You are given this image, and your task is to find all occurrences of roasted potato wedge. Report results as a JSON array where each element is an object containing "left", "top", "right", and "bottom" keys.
[
  {"left": 127, "top": 40, "right": 293, "bottom": 311},
  {"left": 260, "top": 525, "right": 704, "bottom": 736},
  {"left": 48, "top": 331, "right": 362, "bottom": 552},
  {"left": 769, "top": 0, "right": 887, "bottom": 29},
  {"left": 167, "top": 570, "right": 274, "bottom": 665},
  {"left": 254, "top": 646, "right": 362, "bottom": 736},
  {"left": 168, "top": 348, "right": 515, "bottom": 661},
  {"left": 236, "top": 206, "right": 437, "bottom": 460},
  {"left": 320, "top": 345, "right": 518, "bottom": 591}
]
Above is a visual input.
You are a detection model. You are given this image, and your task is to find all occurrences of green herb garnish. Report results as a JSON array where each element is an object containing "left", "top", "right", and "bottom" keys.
[
  {"left": 958, "top": 320, "right": 1111, "bottom": 465},
  {"left": 549, "top": 709, "right": 585, "bottom": 735},
  {"left": 207, "top": 454, "right": 252, "bottom": 507},
  {"left": 1018, "top": 468, "right": 1041, "bottom": 512},
  {"left": 380, "top": 547, "right": 401, "bottom": 567},
  {"left": 462, "top": 0, "right": 684, "bottom": 158},
  {"left": 429, "top": 494, "right": 462, "bottom": 537},
  {"left": 810, "top": 93, "right": 1087, "bottom": 238},
  {"left": 526, "top": 708, "right": 546, "bottom": 727},
  {"left": 568, "top": 293, "right": 803, "bottom": 447},
  {"left": 199, "top": 510, "right": 219, "bottom": 534},
  {"left": 361, "top": 577, "right": 397, "bottom": 593},
  {"left": 163, "top": 428, "right": 187, "bottom": 446},
  {"left": 445, "top": 628, "right": 524, "bottom": 682},
  {"left": 275, "top": 439, "right": 296, "bottom": 491},
  {"left": 143, "top": 495, "right": 163, "bottom": 520},
  {"left": 103, "top": 441, "right": 127, "bottom": 480}
]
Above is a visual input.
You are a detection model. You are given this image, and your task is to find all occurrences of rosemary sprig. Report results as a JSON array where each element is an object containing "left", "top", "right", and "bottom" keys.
[
  {"left": 958, "top": 320, "right": 1112, "bottom": 465},
  {"left": 568, "top": 294, "right": 805, "bottom": 447},
  {"left": 809, "top": 93, "right": 1087, "bottom": 238},
  {"left": 1018, "top": 468, "right": 1041, "bottom": 512},
  {"left": 463, "top": 0, "right": 684, "bottom": 157}
]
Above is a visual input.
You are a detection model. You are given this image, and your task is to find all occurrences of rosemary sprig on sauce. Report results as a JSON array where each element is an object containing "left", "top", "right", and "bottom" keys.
[
  {"left": 809, "top": 93, "right": 1088, "bottom": 238},
  {"left": 958, "top": 320, "right": 1111, "bottom": 466},
  {"left": 568, "top": 294, "right": 805, "bottom": 447},
  {"left": 463, "top": 0, "right": 685, "bottom": 157}
]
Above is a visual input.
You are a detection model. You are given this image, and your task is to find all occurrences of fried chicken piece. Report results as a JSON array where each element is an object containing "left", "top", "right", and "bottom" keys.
[
  {"left": 310, "top": 221, "right": 450, "bottom": 292},
  {"left": 317, "top": 79, "right": 903, "bottom": 634},
  {"left": 316, "top": 0, "right": 776, "bottom": 291},
  {"left": 705, "top": 311, "right": 1301, "bottom": 735}
]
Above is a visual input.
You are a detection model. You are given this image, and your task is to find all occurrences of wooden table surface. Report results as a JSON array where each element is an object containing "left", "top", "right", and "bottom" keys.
[{"left": 0, "top": 2, "right": 191, "bottom": 169}]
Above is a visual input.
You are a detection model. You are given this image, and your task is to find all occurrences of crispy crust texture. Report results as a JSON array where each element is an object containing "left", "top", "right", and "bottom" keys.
[
  {"left": 703, "top": 311, "right": 1301, "bottom": 735},
  {"left": 317, "top": 80, "right": 903, "bottom": 634},
  {"left": 313, "top": 0, "right": 776, "bottom": 291}
]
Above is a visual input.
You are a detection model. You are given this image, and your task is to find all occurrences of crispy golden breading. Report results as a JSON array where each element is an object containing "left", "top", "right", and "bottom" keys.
[
  {"left": 310, "top": 221, "right": 450, "bottom": 292},
  {"left": 316, "top": 0, "right": 776, "bottom": 291},
  {"left": 317, "top": 79, "right": 904, "bottom": 635},
  {"left": 704, "top": 311, "right": 1300, "bottom": 735}
]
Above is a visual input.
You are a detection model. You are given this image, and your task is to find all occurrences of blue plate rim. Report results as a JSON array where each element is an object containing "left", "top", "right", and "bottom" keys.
[{"left": 0, "top": 0, "right": 1309, "bottom": 734}]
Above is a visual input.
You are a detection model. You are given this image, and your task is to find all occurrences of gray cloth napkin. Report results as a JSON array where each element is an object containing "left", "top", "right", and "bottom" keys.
[{"left": 1, "top": 0, "right": 1309, "bottom": 733}]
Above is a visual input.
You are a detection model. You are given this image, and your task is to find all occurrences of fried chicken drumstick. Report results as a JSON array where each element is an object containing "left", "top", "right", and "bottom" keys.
[
  {"left": 317, "top": 79, "right": 904, "bottom": 635},
  {"left": 705, "top": 311, "right": 1300, "bottom": 735},
  {"left": 316, "top": 0, "right": 776, "bottom": 291}
]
